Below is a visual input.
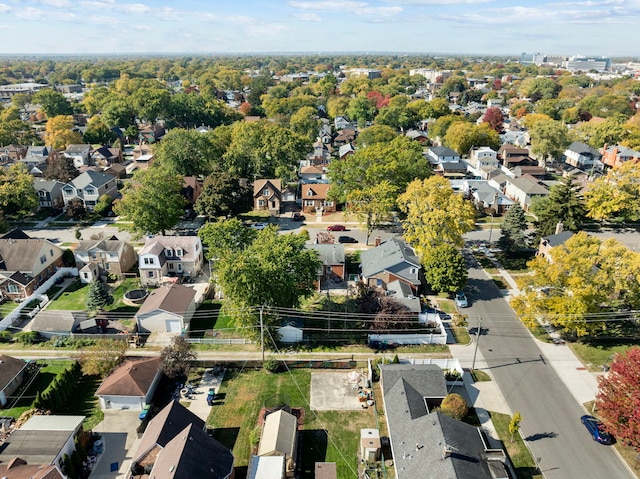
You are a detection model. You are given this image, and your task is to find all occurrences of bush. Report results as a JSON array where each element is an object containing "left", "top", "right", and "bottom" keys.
[
  {"left": 263, "top": 358, "right": 282, "bottom": 373},
  {"left": 15, "top": 331, "right": 39, "bottom": 344},
  {"left": 444, "top": 369, "right": 463, "bottom": 382},
  {"left": 439, "top": 393, "right": 469, "bottom": 420},
  {"left": 0, "top": 330, "right": 12, "bottom": 343}
]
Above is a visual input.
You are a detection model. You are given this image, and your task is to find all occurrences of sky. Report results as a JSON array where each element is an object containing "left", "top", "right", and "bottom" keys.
[{"left": 0, "top": 0, "right": 638, "bottom": 57}]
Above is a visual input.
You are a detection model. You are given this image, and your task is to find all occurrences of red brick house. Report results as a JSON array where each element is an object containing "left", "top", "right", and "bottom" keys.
[{"left": 301, "top": 183, "right": 335, "bottom": 214}]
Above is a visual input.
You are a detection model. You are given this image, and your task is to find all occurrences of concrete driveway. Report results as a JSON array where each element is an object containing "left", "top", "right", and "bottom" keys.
[{"left": 90, "top": 410, "right": 141, "bottom": 479}]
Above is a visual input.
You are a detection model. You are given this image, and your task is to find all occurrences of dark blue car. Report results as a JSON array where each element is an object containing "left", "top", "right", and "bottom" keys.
[{"left": 581, "top": 415, "right": 613, "bottom": 444}]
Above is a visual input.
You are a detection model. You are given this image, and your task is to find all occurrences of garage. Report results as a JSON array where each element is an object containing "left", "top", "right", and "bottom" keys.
[{"left": 166, "top": 320, "right": 182, "bottom": 333}]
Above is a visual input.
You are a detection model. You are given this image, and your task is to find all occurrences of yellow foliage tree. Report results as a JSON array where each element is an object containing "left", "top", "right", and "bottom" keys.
[{"left": 44, "top": 115, "right": 82, "bottom": 149}]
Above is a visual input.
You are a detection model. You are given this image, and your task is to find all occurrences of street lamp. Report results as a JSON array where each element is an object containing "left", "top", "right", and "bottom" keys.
[{"left": 488, "top": 212, "right": 494, "bottom": 245}]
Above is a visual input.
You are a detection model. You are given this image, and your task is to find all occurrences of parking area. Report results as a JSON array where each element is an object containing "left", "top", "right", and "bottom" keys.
[{"left": 90, "top": 410, "right": 141, "bottom": 479}]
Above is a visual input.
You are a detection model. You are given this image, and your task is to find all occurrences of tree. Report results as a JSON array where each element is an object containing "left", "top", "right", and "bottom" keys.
[
  {"left": 83, "top": 115, "right": 117, "bottom": 145},
  {"left": 585, "top": 161, "right": 640, "bottom": 222},
  {"left": 93, "top": 194, "right": 114, "bottom": 217},
  {"left": 215, "top": 229, "right": 320, "bottom": 334},
  {"left": 528, "top": 118, "right": 570, "bottom": 167},
  {"left": 346, "top": 96, "right": 377, "bottom": 124},
  {"left": 78, "top": 339, "right": 127, "bottom": 377},
  {"left": 482, "top": 107, "right": 505, "bottom": 133},
  {"left": 131, "top": 86, "right": 171, "bottom": 123},
  {"left": 195, "top": 171, "right": 252, "bottom": 220},
  {"left": 328, "top": 136, "right": 430, "bottom": 204},
  {"left": 596, "top": 347, "right": 640, "bottom": 450},
  {"left": 397, "top": 176, "right": 476, "bottom": 255},
  {"left": 518, "top": 77, "right": 560, "bottom": 101},
  {"left": 509, "top": 411, "right": 523, "bottom": 442},
  {"left": 372, "top": 295, "right": 414, "bottom": 331},
  {"left": 86, "top": 279, "right": 112, "bottom": 311},
  {"left": 289, "top": 105, "right": 320, "bottom": 141},
  {"left": 198, "top": 218, "right": 256, "bottom": 260},
  {"left": 113, "top": 167, "right": 186, "bottom": 237},
  {"left": 422, "top": 244, "right": 467, "bottom": 294},
  {"left": 0, "top": 163, "right": 38, "bottom": 217},
  {"left": 161, "top": 336, "right": 197, "bottom": 379},
  {"left": 439, "top": 393, "right": 468, "bottom": 420},
  {"left": 356, "top": 124, "right": 397, "bottom": 147},
  {"left": 66, "top": 198, "right": 87, "bottom": 220},
  {"left": 444, "top": 122, "right": 500, "bottom": 155},
  {"left": 44, "top": 155, "right": 78, "bottom": 183},
  {"left": 511, "top": 233, "right": 640, "bottom": 335},
  {"left": 531, "top": 177, "right": 586, "bottom": 240},
  {"left": 33, "top": 89, "right": 73, "bottom": 117},
  {"left": 427, "top": 114, "right": 465, "bottom": 141},
  {"left": 346, "top": 181, "right": 397, "bottom": 245},
  {"left": 499, "top": 203, "right": 529, "bottom": 252},
  {"left": 44, "top": 115, "right": 83, "bottom": 149},
  {"left": 154, "top": 129, "right": 218, "bottom": 176}
]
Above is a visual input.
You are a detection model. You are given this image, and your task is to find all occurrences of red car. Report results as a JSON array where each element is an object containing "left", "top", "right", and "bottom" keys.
[{"left": 327, "top": 225, "right": 346, "bottom": 231}]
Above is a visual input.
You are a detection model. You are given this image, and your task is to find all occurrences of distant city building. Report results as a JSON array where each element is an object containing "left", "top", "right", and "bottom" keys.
[
  {"left": 409, "top": 68, "right": 452, "bottom": 83},
  {"left": 0, "top": 82, "right": 48, "bottom": 100},
  {"left": 344, "top": 68, "right": 382, "bottom": 79},
  {"left": 520, "top": 53, "right": 547, "bottom": 66},
  {"left": 563, "top": 55, "right": 611, "bottom": 72}
]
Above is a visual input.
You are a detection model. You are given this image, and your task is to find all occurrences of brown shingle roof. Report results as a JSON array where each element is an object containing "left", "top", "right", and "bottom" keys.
[
  {"left": 136, "top": 283, "right": 196, "bottom": 317},
  {"left": 301, "top": 183, "right": 331, "bottom": 199},
  {"left": 0, "top": 239, "right": 59, "bottom": 273},
  {"left": 0, "top": 355, "right": 27, "bottom": 390},
  {"left": 95, "top": 357, "right": 161, "bottom": 397}
]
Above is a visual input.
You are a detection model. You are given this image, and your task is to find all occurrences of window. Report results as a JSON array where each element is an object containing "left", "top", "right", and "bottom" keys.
[
  {"left": 178, "top": 264, "right": 182, "bottom": 271},
  {"left": 165, "top": 248, "right": 173, "bottom": 257},
  {"left": 148, "top": 271, "right": 154, "bottom": 278},
  {"left": 324, "top": 201, "right": 334, "bottom": 207},
  {"left": 40, "top": 255, "right": 47, "bottom": 264},
  {"left": 144, "top": 257, "right": 153, "bottom": 265},
  {"left": 258, "top": 199, "right": 265, "bottom": 207},
  {"left": 263, "top": 188, "right": 270, "bottom": 196},
  {"left": 168, "top": 263, "right": 174, "bottom": 270},
  {"left": 50, "top": 249, "right": 54, "bottom": 257},
  {"left": 64, "top": 188, "right": 74, "bottom": 195},
  {"left": 176, "top": 248, "right": 183, "bottom": 257},
  {"left": 307, "top": 189, "right": 313, "bottom": 196},
  {"left": 85, "top": 187, "right": 96, "bottom": 195},
  {"left": 304, "top": 200, "right": 314, "bottom": 207},
  {"left": 83, "top": 272, "right": 89, "bottom": 279},
  {"left": 7, "top": 284, "right": 19, "bottom": 293},
  {"left": 410, "top": 267, "right": 418, "bottom": 275},
  {"left": 105, "top": 263, "right": 110, "bottom": 270}
]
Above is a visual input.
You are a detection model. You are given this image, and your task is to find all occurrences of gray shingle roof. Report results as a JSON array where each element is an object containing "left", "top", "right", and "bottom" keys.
[
  {"left": 541, "top": 231, "right": 574, "bottom": 247},
  {"left": 360, "top": 238, "right": 420, "bottom": 280},
  {"left": 68, "top": 170, "right": 114, "bottom": 189}
]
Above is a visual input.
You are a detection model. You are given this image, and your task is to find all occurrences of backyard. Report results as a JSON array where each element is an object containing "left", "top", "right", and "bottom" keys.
[
  {"left": 207, "top": 368, "right": 375, "bottom": 479},
  {"left": 47, "top": 277, "right": 141, "bottom": 313}
]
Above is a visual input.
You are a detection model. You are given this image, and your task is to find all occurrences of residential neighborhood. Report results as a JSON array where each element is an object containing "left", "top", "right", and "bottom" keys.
[{"left": 0, "top": 49, "right": 640, "bottom": 479}]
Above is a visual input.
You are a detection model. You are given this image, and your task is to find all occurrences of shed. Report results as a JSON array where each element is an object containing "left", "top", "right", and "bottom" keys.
[
  {"left": 95, "top": 357, "right": 162, "bottom": 411},
  {"left": 315, "top": 462, "right": 337, "bottom": 479},
  {"left": 277, "top": 320, "right": 304, "bottom": 344},
  {"left": 247, "top": 455, "right": 286, "bottom": 479},
  {"left": 258, "top": 409, "right": 298, "bottom": 478},
  {"left": 360, "top": 428, "right": 381, "bottom": 462},
  {"left": 135, "top": 283, "right": 196, "bottom": 333}
]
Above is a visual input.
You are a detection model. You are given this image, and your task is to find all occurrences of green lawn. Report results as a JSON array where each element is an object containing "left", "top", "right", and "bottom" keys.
[
  {"left": 47, "top": 277, "right": 141, "bottom": 312},
  {"left": 0, "top": 300, "right": 16, "bottom": 318},
  {"left": 490, "top": 411, "right": 542, "bottom": 479},
  {"left": 208, "top": 369, "right": 375, "bottom": 479},
  {"left": 569, "top": 342, "right": 633, "bottom": 371}
]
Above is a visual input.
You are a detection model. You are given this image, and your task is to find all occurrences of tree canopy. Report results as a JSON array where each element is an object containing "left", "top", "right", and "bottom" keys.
[
  {"left": 195, "top": 171, "right": 252, "bottom": 220},
  {"left": 154, "top": 128, "right": 219, "bottom": 176},
  {"left": 161, "top": 336, "right": 197, "bottom": 379},
  {"left": 0, "top": 163, "right": 38, "bottom": 218},
  {"left": 422, "top": 244, "right": 467, "bottom": 294},
  {"left": 585, "top": 161, "right": 640, "bottom": 222},
  {"left": 531, "top": 177, "right": 586, "bottom": 240}
]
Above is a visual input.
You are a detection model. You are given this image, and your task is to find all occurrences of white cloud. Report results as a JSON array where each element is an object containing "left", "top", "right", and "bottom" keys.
[
  {"left": 15, "top": 7, "right": 45, "bottom": 20},
  {"left": 288, "top": 0, "right": 367, "bottom": 11},
  {"left": 0, "top": 3, "right": 11, "bottom": 12},
  {"left": 36, "top": 0, "right": 71, "bottom": 7},
  {"left": 292, "top": 12, "right": 322, "bottom": 21},
  {"left": 385, "top": 0, "right": 491, "bottom": 4},
  {"left": 121, "top": 3, "right": 150, "bottom": 14},
  {"left": 87, "top": 14, "right": 119, "bottom": 24}
]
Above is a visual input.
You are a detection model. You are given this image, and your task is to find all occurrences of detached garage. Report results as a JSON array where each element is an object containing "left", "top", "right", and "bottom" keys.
[
  {"left": 135, "top": 283, "right": 196, "bottom": 334},
  {"left": 95, "top": 357, "right": 162, "bottom": 411}
]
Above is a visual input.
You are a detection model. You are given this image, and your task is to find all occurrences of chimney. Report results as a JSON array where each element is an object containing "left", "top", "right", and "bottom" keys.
[{"left": 555, "top": 221, "right": 564, "bottom": 235}]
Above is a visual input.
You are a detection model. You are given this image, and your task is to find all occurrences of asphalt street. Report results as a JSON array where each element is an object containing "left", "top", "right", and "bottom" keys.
[{"left": 464, "top": 254, "right": 633, "bottom": 479}]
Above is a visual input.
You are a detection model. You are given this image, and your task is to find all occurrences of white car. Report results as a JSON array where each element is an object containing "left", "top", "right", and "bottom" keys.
[
  {"left": 250, "top": 222, "right": 269, "bottom": 230},
  {"left": 455, "top": 292, "right": 469, "bottom": 308}
]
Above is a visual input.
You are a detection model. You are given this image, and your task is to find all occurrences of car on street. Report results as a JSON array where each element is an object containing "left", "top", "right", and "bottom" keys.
[
  {"left": 338, "top": 235, "right": 358, "bottom": 244},
  {"left": 327, "top": 224, "right": 346, "bottom": 231},
  {"left": 581, "top": 415, "right": 614, "bottom": 444},
  {"left": 250, "top": 222, "right": 269, "bottom": 230},
  {"left": 292, "top": 213, "right": 305, "bottom": 221},
  {"left": 455, "top": 292, "right": 469, "bottom": 308}
]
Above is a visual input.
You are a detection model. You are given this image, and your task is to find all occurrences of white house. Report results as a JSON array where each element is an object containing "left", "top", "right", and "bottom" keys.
[
  {"left": 564, "top": 141, "right": 603, "bottom": 170},
  {"left": 64, "top": 144, "right": 91, "bottom": 168},
  {"left": 135, "top": 283, "right": 197, "bottom": 333},
  {"left": 61, "top": 170, "right": 118, "bottom": 210},
  {"left": 138, "top": 235, "right": 204, "bottom": 287},
  {"left": 95, "top": 357, "right": 163, "bottom": 410}
]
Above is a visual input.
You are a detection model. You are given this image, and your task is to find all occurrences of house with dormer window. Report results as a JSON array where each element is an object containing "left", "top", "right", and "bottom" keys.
[
  {"left": 253, "top": 179, "right": 283, "bottom": 213},
  {"left": 360, "top": 238, "right": 424, "bottom": 295},
  {"left": 301, "top": 183, "right": 334, "bottom": 214},
  {"left": 62, "top": 170, "right": 118, "bottom": 210},
  {"left": 64, "top": 144, "right": 91, "bottom": 168},
  {"left": 138, "top": 236, "right": 203, "bottom": 287}
]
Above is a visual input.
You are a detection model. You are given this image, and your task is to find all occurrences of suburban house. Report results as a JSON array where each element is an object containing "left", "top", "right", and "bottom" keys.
[
  {"left": 91, "top": 146, "right": 122, "bottom": 167},
  {"left": 135, "top": 283, "right": 197, "bottom": 334},
  {"left": 138, "top": 235, "right": 203, "bottom": 287},
  {"left": 466, "top": 180, "right": 515, "bottom": 214},
  {"left": 130, "top": 401, "right": 234, "bottom": 479},
  {"left": 538, "top": 224, "right": 575, "bottom": 261},
  {"left": 338, "top": 143, "right": 355, "bottom": 160},
  {"left": 498, "top": 144, "right": 535, "bottom": 169},
  {"left": 435, "top": 161, "right": 467, "bottom": 178},
  {"left": 74, "top": 237, "right": 137, "bottom": 283},
  {"left": 257, "top": 409, "right": 298, "bottom": 478},
  {"left": 63, "top": 144, "right": 91, "bottom": 168},
  {"left": 380, "top": 364, "right": 511, "bottom": 479},
  {"left": 299, "top": 165, "right": 327, "bottom": 183},
  {"left": 61, "top": 170, "right": 118, "bottom": 211},
  {"left": 33, "top": 179, "right": 65, "bottom": 211},
  {"left": 0, "top": 415, "right": 85, "bottom": 477},
  {"left": 504, "top": 176, "right": 549, "bottom": 211},
  {"left": 468, "top": 146, "right": 499, "bottom": 169},
  {"left": 95, "top": 357, "right": 163, "bottom": 410},
  {"left": 426, "top": 146, "right": 460, "bottom": 165},
  {"left": 0, "top": 231, "right": 65, "bottom": 301},
  {"left": 0, "top": 144, "right": 27, "bottom": 163},
  {"left": 29, "top": 311, "right": 89, "bottom": 338},
  {"left": 254, "top": 179, "right": 284, "bottom": 213},
  {"left": 138, "top": 123, "right": 165, "bottom": 143},
  {"left": 306, "top": 244, "right": 346, "bottom": 290},
  {"left": 405, "top": 129, "right": 429, "bottom": 144},
  {"left": 300, "top": 183, "right": 334, "bottom": 214},
  {"left": 0, "top": 354, "right": 28, "bottom": 407},
  {"left": 0, "top": 458, "right": 64, "bottom": 479},
  {"left": 360, "top": 238, "right": 423, "bottom": 295},
  {"left": 601, "top": 145, "right": 640, "bottom": 169},
  {"left": 181, "top": 176, "right": 203, "bottom": 206},
  {"left": 564, "top": 141, "right": 602, "bottom": 170}
]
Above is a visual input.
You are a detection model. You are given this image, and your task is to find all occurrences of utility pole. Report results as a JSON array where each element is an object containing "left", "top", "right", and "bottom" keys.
[
  {"left": 260, "top": 305, "right": 265, "bottom": 363},
  {"left": 471, "top": 317, "right": 482, "bottom": 371}
]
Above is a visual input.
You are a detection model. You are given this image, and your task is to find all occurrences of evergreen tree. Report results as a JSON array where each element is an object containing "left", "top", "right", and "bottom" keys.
[
  {"left": 499, "top": 203, "right": 529, "bottom": 252},
  {"left": 86, "top": 279, "right": 111, "bottom": 311},
  {"left": 531, "top": 177, "right": 586, "bottom": 242}
]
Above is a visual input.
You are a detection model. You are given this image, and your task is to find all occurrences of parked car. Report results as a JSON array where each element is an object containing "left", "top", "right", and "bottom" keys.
[
  {"left": 327, "top": 224, "right": 346, "bottom": 231},
  {"left": 338, "top": 236, "right": 358, "bottom": 244},
  {"left": 139, "top": 404, "right": 151, "bottom": 420},
  {"left": 292, "top": 213, "right": 305, "bottom": 222},
  {"left": 250, "top": 222, "right": 269, "bottom": 230},
  {"left": 581, "top": 415, "right": 614, "bottom": 444},
  {"left": 455, "top": 292, "right": 469, "bottom": 308}
]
